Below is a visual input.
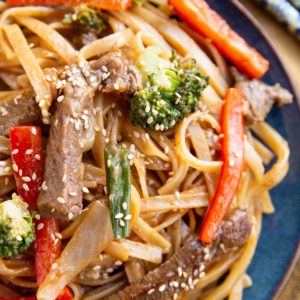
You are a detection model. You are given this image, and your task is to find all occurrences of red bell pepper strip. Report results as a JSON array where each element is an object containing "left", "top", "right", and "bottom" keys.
[
  {"left": 199, "top": 88, "right": 244, "bottom": 244},
  {"left": 9, "top": 126, "right": 45, "bottom": 211},
  {"left": 7, "top": 0, "right": 132, "bottom": 10},
  {"left": 9, "top": 126, "right": 72, "bottom": 300},
  {"left": 168, "top": 0, "right": 269, "bottom": 79}
]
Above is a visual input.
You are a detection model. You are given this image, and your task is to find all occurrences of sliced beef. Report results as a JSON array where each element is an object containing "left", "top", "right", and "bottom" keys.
[
  {"left": 107, "top": 208, "right": 252, "bottom": 300},
  {"left": 72, "top": 31, "right": 98, "bottom": 49},
  {"left": 231, "top": 67, "right": 293, "bottom": 125},
  {"left": 0, "top": 90, "right": 41, "bottom": 136},
  {"left": 37, "top": 49, "right": 142, "bottom": 223}
]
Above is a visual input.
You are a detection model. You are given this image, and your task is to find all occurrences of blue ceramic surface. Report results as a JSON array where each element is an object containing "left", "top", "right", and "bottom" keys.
[{"left": 206, "top": 1, "right": 300, "bottom": 299}]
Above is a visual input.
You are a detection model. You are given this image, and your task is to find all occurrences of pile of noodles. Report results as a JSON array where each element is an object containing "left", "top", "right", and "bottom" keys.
[{"left": 0, "top": 2, "right": 289, "bottom": 300}]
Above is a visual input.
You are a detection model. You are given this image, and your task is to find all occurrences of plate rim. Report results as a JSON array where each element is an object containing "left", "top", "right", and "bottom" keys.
[{"left": 228, "top": 0, "right": 300, "bottom": 299}]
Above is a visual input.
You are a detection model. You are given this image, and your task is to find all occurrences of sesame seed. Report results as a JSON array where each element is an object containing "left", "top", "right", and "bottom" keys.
[
  {"left": 93, "top": 265, "right": 101, "bottom": 270},
  {"left": 120, "top": 220, "right": 125, "bottom": 227},
  {"left": 199, "top": 271, "right": 206, "bottom": 278},
  {"left": 183, "top": 271, "right": 188, "bottom": 278},
  {"left": 57, "top": 197, "right": 65, "bottom": 204},
  {"left": 68, "top": 212, "right": 73, "bottom": 220},
  {"left": 114, "top": 83, "right": 119, "bottom": 90},
  {"left": 155, "top": 124, "right": 160, "bottom": 131},
  {"left": 122, "top": 202, "right": 128, "bottom": 210},
  {"left": 26, "top": 149, "right": 33, "bottom": 155},
  {"left": 175, "top": 191, "right": 180, "bottom": 200},
  {"left": 32, "top": 172, "right": 37, "bottom": 180},
  {"left": 229, "top": 159, "right": 235, "bottom": 167},
  {"left": 106, "top": 267, "right": 114, "bottom": 273},
  {"left": 0, "top": 161, "right": 5, "bottom": 166},
  {"left": 51, "top": 263, "right": 58, "bottom": 270},
  {"left": 115, "top": 213, "right": 123, "bottom": 219},
  {"left": 107, "top": 159, "right": 111, "bottom": 167},
  {"left": 12, "top": 164, "right": 18, "bottom": 172},
  {"left": 43, "top": 118, "right": 50, "bottom": 125},
  {"left": 4, "top": 167, "right": 10, "bottom": 172},
  {"left": 133, "top": 131, "right": 140, "bottom": 138},
  {"left": 170, "top": 120, "right": 176, "bottom": 127},
  {"left": 102, "top": 129, "right": 107, "bottom": 136},
  {"left": 40, "top": 181, "right": 47, "bottom": 191},
  {"left": 57, "top": 95, "right": 64, "bottom": 103},
  {"left": 22, "top": 176, "right": 31, "bottom": 182},
  {"left": 31, "top": 127, "right": 37, "bottom": 135},
  {"left": 105, "top": 138, "right": 110, "bottom": 143},
  {"left": 82, "top": 187, "right": 89, "bottom": 193},
  {"left": 193, "top": 269, "right": 199, "bottom": 277},
  {"left": 35, "top": 154, "right": 41, "bottom": 160},
  {"left": 147, "top": 117, "right": 153, "bottom": 124},
  {"left": 50, "top": 233, "right": 56, "bottom": 241},
  {"left": 62, "top": 174, "right": 66, "bottom": 182},
  {"left": 199, "top": 264, "right": 205, "bottom": 272},
  {"left": 54, "top": 119, "right": 59, "bottom": 127},
  {"left": 147, "top": 289, "right": 155, "bottom": 295},
  {"left": 19, "top": 169, "right": 23, "bottom": 176},
  {"left": 37, "top": 223, "right": 44, "bottom": 230},
  {"left": 124, "top": 214, "right": 132, "bottom": 220},
  {"left": 159, "top": 284, "right": 166, "bottom": 292},
  {"left": 55, "top": 232, "right": 62, "bottom": 239},
  {"left": 173, "top": 293, "right": 178, "bottom": 300},
  {"left": 23, "top": 183, "right": 29, "bottom": 191},
  {"left": 115, "top": 260, "right": 123, "bottom": 266},
  {"left": 12, "top": 149, "right": 19, "bottom": 155},
  {"left": 178, "top": 266, "right": 183, "bottom": 277},
  {"left": 69, "top": 191, "right": 77, "bottom": 196},
  {"left": 204, "top": 253, "right": 210, "bottom": 260}
]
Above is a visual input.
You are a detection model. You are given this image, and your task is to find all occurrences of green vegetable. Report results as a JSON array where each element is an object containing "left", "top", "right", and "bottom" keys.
[
  {"left": 0, "top": 193, "right": 35, "bottom": 259},
  {"left": 104, "top": 143, "right": 131, "bottom": 239},
  {"left": 63, "top": 5, "right": 107, "bottom": 31},
  {"left": 130, "top": 46, "right": 208, "bottom": 131}
]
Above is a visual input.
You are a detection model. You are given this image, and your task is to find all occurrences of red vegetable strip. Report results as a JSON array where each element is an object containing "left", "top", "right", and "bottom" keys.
[
  {"left": 9, "top": 126, "right": 72, "bottom": 300},
  {"left": 9, "top": 126, "right": 45, "bottom": 211},
  {"left": 7, "top": 0, "right": 132, "bottom": 10},
  {"left": 168, "top": 0, "right": 269, "bottom": 78},
  {"left": 199, "top": 88, "right": 244, "bottom": 244},
  {"left": 0, "top": 297, "right": 36, "bottom": 300}
]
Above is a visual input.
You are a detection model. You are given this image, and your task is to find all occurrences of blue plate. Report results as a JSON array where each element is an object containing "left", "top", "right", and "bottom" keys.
[{"left": 206, "top": 1, "right": 300, "bottom": 299}]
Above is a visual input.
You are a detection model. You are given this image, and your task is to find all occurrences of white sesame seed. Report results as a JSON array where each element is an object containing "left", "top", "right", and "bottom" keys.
[
  {"left": 37, "top": 223, "right": 44, "bottom": 230},
  {"left": 0, "top": 161, "right": 5, "bottom": 166},
  {"left": 31, "top": 127, "right": 37, "bottom": 135},
  {"left": 102, "top": 129, "right": 107, "bottom": 136},
  {"left": 32, "top": 172, "right": 37, "bottom": 180},
  {"left": 41, "top": 181, "right": 47, "bottom": 191},
  {"left": 62, "top": 174, "right": 66, "bottom": 182},
  {"left": 23, "top": 183, "right": 29, "bottom": 191},
  {"left": 120, "top": 220, "right": 125, "bottom": 227},
  {"left": 229, "top": 159, "right": 235, "bottom": 167},
  {"left": 115, "top": 213, "right": 123, "bottom": 219},
  {"left": 147, "top": 289, "right": 155, "bottom": 295},
  {"left": 204, "top": 253, "right": 210, "bottom": 260},
  {"left": 105, "top": 138, "right": 110, "bottom": 143},
  {"left": 54, "top": 119, "right": 59, "bottom": 127},
  {"left": 199, "top": 271, "right": 206, "bottom": 278},
  {"left": 133, "top": 131, "right": 140, "bottom": 138},
  {"left": 35, "top": 154, "right": 41, "bottom": 160},
  {"left": 115, "top": 260, "right": 123, "bottom": 266},
  {"left": 173, "top": 293, "right": 178, "bottom": 300},
  {"left": 82, "top": 187, "right": 89, "bottom": 193},
  {"left": 114, "top": 83, "right": 119, "bottom": 90},
  {"left": 4, "top": 167, "right": 11, "bottom": 172},
  {"left": 178, "top": 267, "right": 183, "bottom": 277},
  {"left": 147, "top": 117, "right": 153, "bottom": 124},
  {"left": 22, "top": 176, "right": 31, "bottom": 182},
  {"left": 12, "top": 164, "right": 18, "bottom": 172},
  {"left": 68, "top": 212, "right": 73, "bottom": 220},
  {"left": 55, "top": 232, "right": 62, "bottom": 239},
  {"left": 19, "top": 169, "right": 23, "bottom": 176},
  {"left": 51, "top": 263, "right": 58, "bottom": 270},
  {"left": 170, "top": 120, "right": 176, "bottom": 127},
  {"left": 159, "top": 284, "right": 166, "bottom": 292},
  {"left": 124, "top": 214, "right": 132, "bottom": 220},
  {"left": 12, "top": 149, "right": 19, "bottom": 155},
  {"left": 106, "top": 267, "right": 114, "bottom": 273},
  {"left": 155, "top": 124, "right": 160, "bottom": 131},
  {"left": 69, "top": 191, "right": 77, "bottom": 196},
  {"left": 122, "top": 202, "right": 128, "bottom": 210},
  {"left": 50, "top": 233, "right": 56, "bottom": 241},
  {"left": 25, "top": 149, "right": 33, "bottom": 155},
  {"left": 199, "top": 264, "right": 205, "bottom": 272},
  {"left": 107, "top": 159, "right": 111, "bottom": 167},
  {"left": 183, "top": 271, "right": 188, "bottom": 278},
  {"left": 57, "top": 197, "right": 65, "bottom": 204},
  {"left": 35, "top": 214, "right": 41, "bottom": 220},
  {"left": 57, "top": 95, "right": 64, "bottom": 103}
]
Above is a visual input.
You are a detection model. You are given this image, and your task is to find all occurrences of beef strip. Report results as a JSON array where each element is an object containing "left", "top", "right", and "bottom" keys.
[
  {"left": 107, "top": 208, "right": 252, "bottom": 300},
  {"left": 37, "top": 49, "right": 142, "bottom": 222},
  {"left": 231, "top": 67, "right": 293, "bottom": 125},
  {"left": 0, "top": 90, "right": 41, "bottom": 136}
]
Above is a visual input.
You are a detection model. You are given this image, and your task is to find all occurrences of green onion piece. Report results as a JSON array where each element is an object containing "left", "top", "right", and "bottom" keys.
[{"left": 104, "top": 143, "right": 131, "bottom": 239}]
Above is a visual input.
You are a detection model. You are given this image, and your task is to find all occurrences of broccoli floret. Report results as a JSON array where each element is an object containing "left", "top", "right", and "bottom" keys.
[
  {"left": 0, "top": 193, "right": 35, "bottom": 259},
  {"left": 63, "top": 5, "right": 107, "bottom": 31},
  {"left": 130, "top": 46, "right": 208, "bottom": 131}
]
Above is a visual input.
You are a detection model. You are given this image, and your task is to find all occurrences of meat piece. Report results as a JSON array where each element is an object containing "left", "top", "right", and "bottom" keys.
[
  {"left": 231, "top": 67, "right": 292, "bottom": 125},
  {"left": 37, "top": 49, "right": 142, "bottom": 222},
  {"left": 0, "top": 90, "right": 41, "bottom": 136},
  {"left": 72, "top": 31, "right": 98, "bottom": 48},
  {"left": 107, "top": 208, "right": 251, "bottom": 300}
]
